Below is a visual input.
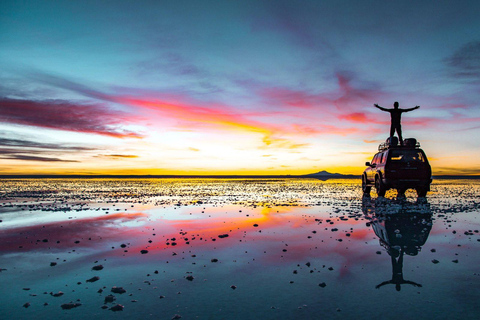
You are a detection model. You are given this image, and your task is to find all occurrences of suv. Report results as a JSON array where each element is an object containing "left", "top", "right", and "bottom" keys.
[{"left": 362, "top": 137, "right": 432, "bottom": 197}]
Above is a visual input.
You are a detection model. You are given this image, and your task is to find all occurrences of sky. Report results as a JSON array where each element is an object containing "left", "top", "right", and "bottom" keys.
[{"left": 0, "top": 0, "right": 479, "bottom": 175}]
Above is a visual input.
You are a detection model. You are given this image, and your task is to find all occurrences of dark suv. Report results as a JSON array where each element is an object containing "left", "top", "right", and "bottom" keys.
[{"left": 362, "top": 137, "right": 432, "bottom": 197}]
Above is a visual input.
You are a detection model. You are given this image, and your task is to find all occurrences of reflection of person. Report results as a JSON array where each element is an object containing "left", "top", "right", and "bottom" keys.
[
  {"left": 375, "top": 247, "right": 422, "bottom": 291},
  {"left": 374, "top": 102, "right": 420, "bottom": 144}
]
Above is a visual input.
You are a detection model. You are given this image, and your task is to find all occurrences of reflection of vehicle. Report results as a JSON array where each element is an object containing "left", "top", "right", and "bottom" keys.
[
  {"left": 362, "top": 137, "right": 432, "bottom": 197},
  {"left": 362, "top": 196, "right": 433, "bottom": 291}
]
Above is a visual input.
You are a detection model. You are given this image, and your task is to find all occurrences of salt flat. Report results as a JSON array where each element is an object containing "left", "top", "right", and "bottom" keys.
[{"left": 1, "top": 178, "right": 479, "bottom": 319}]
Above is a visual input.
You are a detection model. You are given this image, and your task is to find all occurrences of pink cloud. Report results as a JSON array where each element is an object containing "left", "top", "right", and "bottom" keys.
[{"left": 0, "top": 97, "right": 142, "bottom": 138}]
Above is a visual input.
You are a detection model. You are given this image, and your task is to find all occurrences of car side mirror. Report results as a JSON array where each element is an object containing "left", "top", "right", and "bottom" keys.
[{"left": 365, "top": 162, "right": 371, "bottom": 167}]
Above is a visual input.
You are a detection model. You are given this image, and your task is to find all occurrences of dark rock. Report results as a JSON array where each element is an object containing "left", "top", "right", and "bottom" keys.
[
  {"left": 50, "top": 262, "right": 57, "bottom": 266},
  {"left": 111, "top": 286, "right": 126, "bottom": 294},
  {"left": 86, "top": 276, "right": 100, "bottom": 283},
  {"left": 230, "top": 285, "right": 237, "bottom": 290},
  {"left": 101, "top": 305, "right": 108, "bottom": 309},
  {"left": 432, "top": 259, "right": 440, "bottom": 264},
  {"left": 140, "top": 250, "right": 148, "bottom": 254},
  {"left": 92, "top": 265, "right": 104, "bottom": 271},
  {"left": 211, "top": 259, "right": 218, "bottom": 263},
  {"left": 109, "top": 304, "right": 124, "bottom": 312},
  {"left": 50, "top": 291, "right": 64, "bottom": 297},
  {"left": 318, "top": 282, "right": 327, "bottom": 288},
  {"left": 185, "top": 275, "right": 194, "bottom": 281},
  {"left": 23, "top": 302, "right": 30, "bottom": 308},
  {"left": 104, "top": 295, "right": 116, "bottom": 304},
  {"left": 61, "top": 303, "right": 82, "bottom": 310}
]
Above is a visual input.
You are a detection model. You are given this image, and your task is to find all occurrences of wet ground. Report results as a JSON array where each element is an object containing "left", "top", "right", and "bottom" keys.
[{"left": 0, "top": 178, "right": 479, "bottom": 319}]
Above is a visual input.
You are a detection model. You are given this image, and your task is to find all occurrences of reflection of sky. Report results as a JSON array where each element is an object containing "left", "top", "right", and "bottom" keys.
[
  {"left": 1, "top": 179, "right": 480, "bottom": 319},
  {"left": 1, "top": 1, "right": 480, "bottom": 175}
]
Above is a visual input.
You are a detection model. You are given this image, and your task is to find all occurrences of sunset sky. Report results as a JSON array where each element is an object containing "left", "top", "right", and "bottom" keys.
[{"left": 1, "top": 1, "right": 479, "bottom": 175}]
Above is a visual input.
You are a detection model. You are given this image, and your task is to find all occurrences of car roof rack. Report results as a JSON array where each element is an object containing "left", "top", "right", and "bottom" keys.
[{"left": 378, "top": 138, "right": 420, "bottom": 152}]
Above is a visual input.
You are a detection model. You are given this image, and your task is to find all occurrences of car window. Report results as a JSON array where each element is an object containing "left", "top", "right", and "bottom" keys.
[
  {"left": 389, "top": 150, "right": 425, "bottom": 162},
  {"left": 372, "top": 154, "right": 379, "bottom": 164}
]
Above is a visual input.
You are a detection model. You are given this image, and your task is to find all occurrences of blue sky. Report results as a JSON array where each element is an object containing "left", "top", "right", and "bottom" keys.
[{"left": 1, "top": 0, "right": 479, "bottom": 175}]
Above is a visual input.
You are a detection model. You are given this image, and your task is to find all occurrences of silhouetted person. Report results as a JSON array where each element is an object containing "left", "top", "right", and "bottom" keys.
[
  {"left": 375, "top": 247, "right": 422, "bottom": 291},
  {"left": 374, "top": 102, "right": 420, "bottom": 144}
]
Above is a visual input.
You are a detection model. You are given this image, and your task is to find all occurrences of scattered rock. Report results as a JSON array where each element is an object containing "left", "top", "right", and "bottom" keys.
[
  {"left": 111, "top": 286, "right": 126, "bottom": 294},
  {"left": 140, "top": 250, "right": 148, "bottom": 254},
  {"left": 104, "top": 295, "right": 116, "bottom": 304},
  {"left": 50, "top": 262, "right": 57, "bottom": 267},
  {"left": 109, "top": 304, "right": 124, "bottom": 312},
  {"left": 319, "top": 282, "right": 327, "bottom": 288},
  {"left": 50, "top": 291, "right": 64, "bottom": 297},
  {"left": 86, "top": 276, "right": 100, "bottom": 283},
  {"left": 432, "top": 259, "right": 440, "bottom": 264},
  {"left": 92, "top": 265, "right": 104, "bottom": 271},
  {"left": 61, "top": 303, "right": 82, "bottom": 310},
  {"left": 23, "top": 302, "right": 30, "bottom": 308},
  {"left": 185, "top": 275, "right": 194, "bottom": 281}
]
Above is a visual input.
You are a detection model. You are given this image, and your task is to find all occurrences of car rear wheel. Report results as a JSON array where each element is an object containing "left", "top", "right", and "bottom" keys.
[
  {"left": 416, "top": 187, "right": 427, "bottom": 197},
  {"left": 375, "top": 176, "right": 386, "bottom": 197},
  {"left": 362, "top": 175, "right": 371, "bottom": 195}
]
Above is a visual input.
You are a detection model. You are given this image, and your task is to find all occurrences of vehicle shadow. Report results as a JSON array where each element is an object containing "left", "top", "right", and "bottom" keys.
[{"left": 362, "top": 195, "right": 433, "bottom": 291}]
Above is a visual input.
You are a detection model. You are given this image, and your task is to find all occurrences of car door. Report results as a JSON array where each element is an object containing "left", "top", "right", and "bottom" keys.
[{"left": 366, "top": 154, "right": 378, "bottom": 182}]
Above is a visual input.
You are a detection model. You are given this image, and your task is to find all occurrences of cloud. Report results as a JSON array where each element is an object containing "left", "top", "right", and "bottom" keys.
[
  {"left": 96, "top": 154, "right": 139, "bottom": 159},
  {"left": 0, "top": 154, "right": 79, "bottom": 162},
  {"left": 0, "top": 97, "right": 142, "bottom": 138},
  {"left": 0, "top": 137, "right": 93, "bottom": 150},
  {"left": 446, "top": 41, "right": 480, "bottom": 79}
]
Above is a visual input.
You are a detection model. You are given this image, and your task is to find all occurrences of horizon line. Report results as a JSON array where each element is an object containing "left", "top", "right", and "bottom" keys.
[{"left": 0, "top": 174, "right": 478, "bottom": 179}]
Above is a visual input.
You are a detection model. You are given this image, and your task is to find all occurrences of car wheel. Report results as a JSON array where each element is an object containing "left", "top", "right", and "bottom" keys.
[
  {"left": 375, "top": 176, "right": 386, "bottom": 197},
  {"left": 416, "top": 187, "right": 427, "bottom": 197},
  {"left": 362, "top": 175, "right": 371, "bottom": 195}
]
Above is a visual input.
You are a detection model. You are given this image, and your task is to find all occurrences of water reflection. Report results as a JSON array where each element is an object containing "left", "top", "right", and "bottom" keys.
[{"left": 362, "top": 196, "right": 433, "bottom": 291}]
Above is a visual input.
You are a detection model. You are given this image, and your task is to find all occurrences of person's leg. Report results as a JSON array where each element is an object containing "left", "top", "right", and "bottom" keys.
[
  {"left": 390, "top": 124, "right": 395, "bottom": 138},
  {"left": 396, "top": 125, "right": 403, "bottom": 144}
]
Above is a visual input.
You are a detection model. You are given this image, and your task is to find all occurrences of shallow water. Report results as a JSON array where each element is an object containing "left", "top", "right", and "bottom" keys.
[{"left": 1, "top": 178, "right": 479, "bottom": 319}]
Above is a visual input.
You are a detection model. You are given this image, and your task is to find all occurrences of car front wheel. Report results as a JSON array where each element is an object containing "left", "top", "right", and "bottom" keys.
[{"left": 362, "top": 175, "right": 371, "bottom": 195}]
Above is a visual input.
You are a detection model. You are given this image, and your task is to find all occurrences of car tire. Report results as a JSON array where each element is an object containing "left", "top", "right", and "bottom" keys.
[
  {"left": 416, "top": 187, "right": 427, "bottom": 197},
  {"left": 362, "top": 175, "right": 371, "bottom": 195},
  {"left": 375, "top": 176, "right": 386, "bottom": 197}
]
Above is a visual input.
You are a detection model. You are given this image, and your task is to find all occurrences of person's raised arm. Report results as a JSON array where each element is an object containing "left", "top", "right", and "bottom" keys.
[
  {"left": 374, "top": 103, "right": 389, "bottom": 112},
  {"left": 403, "top": 106, "right": 420, "bottom": 112}
]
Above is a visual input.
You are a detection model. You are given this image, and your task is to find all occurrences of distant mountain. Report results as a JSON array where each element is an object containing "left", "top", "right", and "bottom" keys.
[{"left": 304, "top": 170, "right": 358, "bottom": 179}]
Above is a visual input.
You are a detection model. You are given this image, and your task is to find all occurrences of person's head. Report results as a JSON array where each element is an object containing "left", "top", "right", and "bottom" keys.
[{"left": 394, "top": 101, "right": 399, "bottom": 109}]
